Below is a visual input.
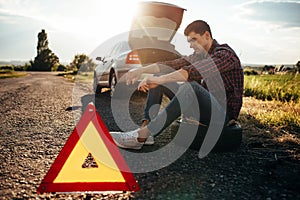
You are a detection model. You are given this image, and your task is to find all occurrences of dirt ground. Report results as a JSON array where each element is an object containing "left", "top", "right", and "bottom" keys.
[{"left": 0, "top": 72, "right": 299, "bottom": 199}]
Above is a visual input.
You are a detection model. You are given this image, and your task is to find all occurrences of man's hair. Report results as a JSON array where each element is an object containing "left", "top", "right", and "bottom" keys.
[{"left": 184, "top": 20, "right": 212, "bottom": 38}]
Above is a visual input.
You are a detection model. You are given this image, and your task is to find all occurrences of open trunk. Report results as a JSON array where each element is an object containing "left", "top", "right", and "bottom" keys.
[{"left": 129, "top": 1, "right": 186, "bottom": 64}]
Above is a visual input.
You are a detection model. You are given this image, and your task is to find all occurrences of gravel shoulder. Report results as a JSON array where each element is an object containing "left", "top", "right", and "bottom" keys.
[{"left": 0, "top": 72, "right": 299, "bottom": 199}]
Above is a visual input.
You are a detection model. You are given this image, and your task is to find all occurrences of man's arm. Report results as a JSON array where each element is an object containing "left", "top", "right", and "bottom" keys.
[
  {"left": 138, "top": 63, "right": 161, "bottom": 74},
  {"left": 126, "top": 55, "right": 193, "bottom": 85},
  {"left": 156, "top": 69, "right": 188, "bottom": 83},
  {"left": 183, "top": 48, "right": 239, "bottom": 82},
  {"left": 137, "top": 69, "right": 188, "bottom": 92},
  {"left": 126, "top": 63, "right": 161, "bottom": 85}
]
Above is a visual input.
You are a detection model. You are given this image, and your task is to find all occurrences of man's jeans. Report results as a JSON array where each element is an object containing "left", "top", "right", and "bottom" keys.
[
  {"left": 146, "top": 81, "right": 228, "bottom": 137},
  {"left": 143, "top": 82, "right": 180, "bottom": 122}
]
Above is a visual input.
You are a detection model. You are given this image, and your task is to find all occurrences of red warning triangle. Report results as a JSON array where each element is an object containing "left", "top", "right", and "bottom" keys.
[{"left": 37, "top": 103, "right": 140, "bottom": 194}]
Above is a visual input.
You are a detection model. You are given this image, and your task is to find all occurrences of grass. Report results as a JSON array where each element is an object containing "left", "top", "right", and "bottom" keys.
[
  {"left": 240, "top": 97, "right": 300, "bottom": 148},
  {"left": 244, "top": 74, "right": 300, "bottom": 103},
  {"left": 59, "top": 71, "right": 93, "bottom": 83},
  {"left": 74, "top": 72, "right": 94, "bottom": 83},
  {"left": 241, "top": 98, "right": 300, "bottom": 128},
  {"left": 243, "top": 73, "right": 300, "bottom": 129},
  {"left": 0, "top": 70, "right": 27, "bottom": 79}
]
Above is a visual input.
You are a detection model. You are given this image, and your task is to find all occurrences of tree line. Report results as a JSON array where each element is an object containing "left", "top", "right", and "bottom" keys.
[{"left": 5, "top": 29, "right": 96, "bottom": 72}]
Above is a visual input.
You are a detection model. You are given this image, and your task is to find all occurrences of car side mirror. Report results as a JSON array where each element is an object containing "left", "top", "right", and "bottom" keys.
[{"left": 96, "top": 57, "right": 106, "bottom": 64}]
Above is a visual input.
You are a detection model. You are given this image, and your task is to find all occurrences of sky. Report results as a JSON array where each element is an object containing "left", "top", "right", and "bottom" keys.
[{"left": 0, "top": 0, "right": 299, "bottom": 65}]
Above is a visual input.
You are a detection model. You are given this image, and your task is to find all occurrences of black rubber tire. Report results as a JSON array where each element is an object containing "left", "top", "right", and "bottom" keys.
[
  {"left": 93, "top": 74, "right": 102, "bottom": 94},
  {"left": 109, "top": 72, "right": 117, "bottom": 97}
]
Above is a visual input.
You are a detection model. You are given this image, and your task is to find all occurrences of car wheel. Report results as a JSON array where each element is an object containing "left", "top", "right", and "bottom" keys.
[
  {"left": 109, "top": 72, "right": 117, "bottom": 97},
  {"left": 93, "top": 74, "right": 102, "bottom": 94}
]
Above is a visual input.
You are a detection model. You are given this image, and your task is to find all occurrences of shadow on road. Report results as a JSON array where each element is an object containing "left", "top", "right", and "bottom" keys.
[{"left": 80, "top": 90, "right": 147, "bottom": 132}]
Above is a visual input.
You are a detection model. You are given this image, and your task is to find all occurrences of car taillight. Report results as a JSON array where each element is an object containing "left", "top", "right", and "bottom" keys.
[{"left": 126, "top": 51, "right": 140, "bottom": 64}]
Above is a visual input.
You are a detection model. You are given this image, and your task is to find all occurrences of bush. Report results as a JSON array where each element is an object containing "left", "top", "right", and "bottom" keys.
[
  {"left": 51, "top": 64, "right": 67, "bottom": 72},
  {"left": 244, "top": 68, "right": 259, "bottom": 75},
  {"left": 0, "top": 65, "right": 14, "bottom": 71},
  {"left": 57, "top": 64, "right": 67, "bottom": 71},
  {"left": 14, "top": 63, "right": 31, "bottom": 71}
]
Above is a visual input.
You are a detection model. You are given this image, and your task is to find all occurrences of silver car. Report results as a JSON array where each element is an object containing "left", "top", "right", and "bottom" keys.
[{"left": 93, "top": 1, "right": 186, "bottom": 96}]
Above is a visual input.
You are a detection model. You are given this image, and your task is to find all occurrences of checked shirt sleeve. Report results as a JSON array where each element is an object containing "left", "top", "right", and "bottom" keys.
[
  {"left": 157, "top": 55, "right": 193, "bottom": 73},
  {"left": 182, "top": 48, "right": 236, "bottom": 82}
]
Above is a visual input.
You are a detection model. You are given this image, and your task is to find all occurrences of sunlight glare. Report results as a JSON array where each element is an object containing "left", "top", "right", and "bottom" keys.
[{"left": 89, "top": 0, "right": 139, "bottom": 39}]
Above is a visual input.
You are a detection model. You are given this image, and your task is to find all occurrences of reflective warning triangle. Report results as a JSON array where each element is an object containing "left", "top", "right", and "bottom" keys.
[{"left": 37, "top": 103, "right": 140, "bottom": 194}]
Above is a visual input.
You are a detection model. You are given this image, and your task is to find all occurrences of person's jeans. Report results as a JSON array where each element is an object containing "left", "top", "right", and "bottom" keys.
[
  {"left": 147, "top": 81, "right": 228, "bottom": 137},
  {"left": 143, "top": 82, "right": 180, "bottom": 122}
]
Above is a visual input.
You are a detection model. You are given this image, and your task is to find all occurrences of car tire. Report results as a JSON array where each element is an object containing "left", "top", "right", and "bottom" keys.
[
  {"left": 109, "top": 71, "right": 117, "bottom": 97},
  {"left": 93, "top": 74, "right": 102, "bottom": 95}
]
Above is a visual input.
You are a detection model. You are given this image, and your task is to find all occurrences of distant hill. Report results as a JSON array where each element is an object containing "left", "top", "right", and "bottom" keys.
[
  {"left": 0, "top": 60, "right": 27, "bottom": 66},
  {"left": 0, "top": 60, "right": 69, "bottom": 66},
  {"left": 242, "top": 63, "right": 295, "bottom": 69}
]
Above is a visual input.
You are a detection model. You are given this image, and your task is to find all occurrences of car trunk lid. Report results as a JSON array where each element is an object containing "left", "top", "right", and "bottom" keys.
[{"left": 129, "top": 1, "right": 186, "bottom": 64}]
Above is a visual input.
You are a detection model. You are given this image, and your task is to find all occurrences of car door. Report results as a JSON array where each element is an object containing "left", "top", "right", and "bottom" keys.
[
  {"left": 95, "top": 43, "right": 120, "bottom": 86},
  {"left": 111, "top": 42, "right": 134, "bottom": 81}
]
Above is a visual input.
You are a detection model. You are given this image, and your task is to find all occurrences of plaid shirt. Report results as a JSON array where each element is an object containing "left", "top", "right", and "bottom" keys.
[{"left": 158, "top": 40, "right": 244, "bottom": 120}]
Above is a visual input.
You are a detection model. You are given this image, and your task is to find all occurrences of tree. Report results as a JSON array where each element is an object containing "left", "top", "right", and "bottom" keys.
[
  {"left": 296, "top": 60, "right": 300, "bottom": 73},
  {"left": 52, "top": 64, "right": 67, "bottom": 72},
  {"left": 37, "top": 29, "right": 48, "bottom": 55},
  {"left": 69, "top": 54, "right": 96, "bottom": 72},
  {"left": 30, "top": 29, "right": 59, "bottom": 71}
]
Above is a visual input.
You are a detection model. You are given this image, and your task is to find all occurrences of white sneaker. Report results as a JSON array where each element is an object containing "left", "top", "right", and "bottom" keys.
[
  {"left": 110, "top": 129, "right": 144, "bottom": 150},
  {"left": 144, "top": 135, "right": 154, "bottom": 145}
]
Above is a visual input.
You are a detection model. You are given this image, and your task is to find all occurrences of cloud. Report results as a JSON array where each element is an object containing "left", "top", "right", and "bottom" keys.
[
  {"left": 0, "top": 0, "right": 44, "bottom": 21},
  {"left": 238, "top": 0, "right": 300, "bottom": 28}
]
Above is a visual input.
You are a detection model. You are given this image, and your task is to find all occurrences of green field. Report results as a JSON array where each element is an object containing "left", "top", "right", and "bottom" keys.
[
  {"left": 244, "top": 74, "right": 300, "bottom": 103},
  {"left": 243, "top": 74, "right": 300, "bottom": 129}
]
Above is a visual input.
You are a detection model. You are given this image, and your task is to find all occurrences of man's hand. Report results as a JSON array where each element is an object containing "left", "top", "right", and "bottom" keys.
[
  {"left": 126, "top": 68, "right": 142, "bottom": 85},
  {"left": 138, "top": 76, "right": 160, "bottom": 92},
  {"left": 126, "top": 63, "right": 161, "bottom": 85}
]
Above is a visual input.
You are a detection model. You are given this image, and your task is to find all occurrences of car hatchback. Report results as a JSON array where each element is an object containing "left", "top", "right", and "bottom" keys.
[{"left": 94, "top": 1, "right": 186, "bottom": 96}]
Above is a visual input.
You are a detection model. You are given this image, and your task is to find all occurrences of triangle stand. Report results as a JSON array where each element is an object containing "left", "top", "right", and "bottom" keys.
[{"left": 37, "top": 103, "right": 140, "bottom": 194}]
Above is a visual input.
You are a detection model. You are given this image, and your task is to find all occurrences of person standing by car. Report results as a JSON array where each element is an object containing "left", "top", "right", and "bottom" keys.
[{"left": 111, "top": 20, "right": 244, "bottom": 150}]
